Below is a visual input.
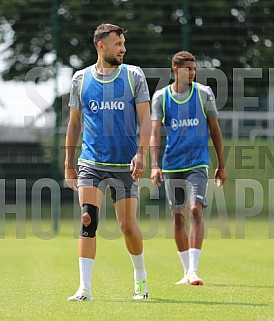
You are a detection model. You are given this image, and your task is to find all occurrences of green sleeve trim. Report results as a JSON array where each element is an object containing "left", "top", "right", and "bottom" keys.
[
  {"left": 197, "top": 84, "right": 207, "bottom": 119},
  {"left": 79, "top": 158, "right": 131, "bottom": 167},
  {"left": 79, "top": 69, "right": 87, "bottom": 106},
  {"left": 162, "top": 164, "right": 209, "bottom": 173},
  {"left": 162, "top": 88, "right": 166, "bottom": 123},
  {"left": 127, "top": 66, "right": 135, "bottom": 97}
]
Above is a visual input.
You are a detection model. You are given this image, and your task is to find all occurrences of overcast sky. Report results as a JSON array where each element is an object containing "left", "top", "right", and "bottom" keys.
[{"left": 0, "top": 67, "right": 72, "bottom": 128}]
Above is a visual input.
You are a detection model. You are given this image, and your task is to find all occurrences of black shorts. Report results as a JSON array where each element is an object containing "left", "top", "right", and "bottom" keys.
[
  {"left": 164, "top": 167, "right": 208, "bottom": 209},
  {"left": 77, "top": 165, "right": 139, "bottom": 202}
]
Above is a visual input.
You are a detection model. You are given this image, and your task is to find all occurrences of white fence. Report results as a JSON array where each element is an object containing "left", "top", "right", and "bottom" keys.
[
  {"left": 218, "top": 111, "right": 274, "bottom": 140},
  {"left": 1, "top": 111, "right": 274, "bottom": 142}
]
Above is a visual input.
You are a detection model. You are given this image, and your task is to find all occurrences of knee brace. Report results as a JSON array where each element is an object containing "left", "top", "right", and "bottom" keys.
[{"left": 80, "top": 204, "right": 99, "bottom": 238}]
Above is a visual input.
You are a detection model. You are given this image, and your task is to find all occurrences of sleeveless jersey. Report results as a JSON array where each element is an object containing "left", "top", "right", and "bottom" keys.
[
  {"left": 79, "top": 64, "right": 137, "bottom": 167},
  {"left": 162, "top": 82, "right": 209, "bottom": 172}
]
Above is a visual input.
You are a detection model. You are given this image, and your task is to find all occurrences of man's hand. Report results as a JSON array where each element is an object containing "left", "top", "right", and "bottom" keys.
[
  {"left": 65, "top": 167, "right": 78, "bottom": 191},
  {"left": 214, "top": 168, "right": 227, "bottom": 187},
  {"left": 150, "top": 167, "right": 163, "bottom": 187},
  {"left": 130, "top": 154, "right": 146, "bottom": 180}
]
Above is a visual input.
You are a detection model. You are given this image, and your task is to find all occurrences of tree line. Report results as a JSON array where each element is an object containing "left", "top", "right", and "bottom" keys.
[{"left": 0, "top": 0, "right": 273, "bottom": 110}]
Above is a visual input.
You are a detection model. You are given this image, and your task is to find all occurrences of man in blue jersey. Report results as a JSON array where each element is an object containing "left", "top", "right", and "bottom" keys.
[
  {"left": 65, "top": 23, "right": 151, "bottom": 301},
  {"left": 150, "top": 51, "right": 227, "bottom": 285}
]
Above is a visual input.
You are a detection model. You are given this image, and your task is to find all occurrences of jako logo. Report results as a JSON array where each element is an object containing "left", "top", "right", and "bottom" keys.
[
  {"left": 89, "top": 100, "right": 99, "bottom": 113},
  {"left": 171, "top": 118, "right": 199, "bottom": 130},
  {"left": 89, "top": 100, "right": 125, "bottom": 113}
]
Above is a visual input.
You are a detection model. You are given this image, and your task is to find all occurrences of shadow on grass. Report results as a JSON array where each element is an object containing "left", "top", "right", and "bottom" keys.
[
  {"left": 129, "top": 298, "right": 269, "bottom": 307},
  {"left": 209, "top": 283, "right": 274, "bottom": 289}
]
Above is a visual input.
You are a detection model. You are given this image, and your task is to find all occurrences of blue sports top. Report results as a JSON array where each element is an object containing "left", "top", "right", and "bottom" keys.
[
  {"left": 79, "top": 64, "right": 137, "bottom": 167},
  {"left": 162, "top": 82, "right": 209, "bottom": 172}
]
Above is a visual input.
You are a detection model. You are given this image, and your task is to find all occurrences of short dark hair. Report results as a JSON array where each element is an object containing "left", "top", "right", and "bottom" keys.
[
  {"left": 93, "top": 23, "right": 127, "bottom": 47},
  {"left": 172, "top": 51, "right": 196, "bottom": 67}
]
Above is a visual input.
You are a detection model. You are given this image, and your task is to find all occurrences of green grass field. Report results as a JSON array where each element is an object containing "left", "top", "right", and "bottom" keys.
[
  {"left": 1, "top": 218, "right": 273, "bottom": 321},
  {"left": 1, "top": 139, "right": 273, "bottom": 320}
]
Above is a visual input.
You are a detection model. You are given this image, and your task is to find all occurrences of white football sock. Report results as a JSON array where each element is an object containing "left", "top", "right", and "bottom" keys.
[
  {"left": 177, "top": 250, "right": 189, "bottom": 274},
  {"left": 79, "top": 257, "right": 94, "bottom": 293},
  {"left": 189, "top": 248, "right": 201, "bottom": 273},
  {"left": 129, "top": 251, "right": 147, "bottom": 281}
]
